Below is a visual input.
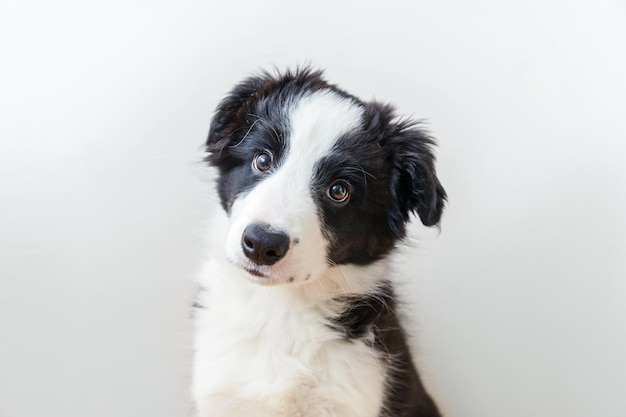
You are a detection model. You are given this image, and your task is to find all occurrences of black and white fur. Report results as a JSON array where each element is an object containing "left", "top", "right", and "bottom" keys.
[{"left": 192, "top": 68, "right": 446, "bottom": 417}]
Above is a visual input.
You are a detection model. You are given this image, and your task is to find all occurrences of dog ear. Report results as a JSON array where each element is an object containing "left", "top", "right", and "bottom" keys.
[
  {"left": 389, "top": 122, "right": 447, "bottom": 231},
  {"left": 206, "top": 74, "right": 269, "bottom": 156}
]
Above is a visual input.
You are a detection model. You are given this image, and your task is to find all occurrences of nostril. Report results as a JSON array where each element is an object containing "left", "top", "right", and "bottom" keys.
[
  {"left": 242, "top": 237, "right": 254, "bottom": 250},
  {"left": 266, "top": 249, "right": 279, "bottom": 260},
  {"left": 264, "top": 238, "right": 288, "bottom": 262}
]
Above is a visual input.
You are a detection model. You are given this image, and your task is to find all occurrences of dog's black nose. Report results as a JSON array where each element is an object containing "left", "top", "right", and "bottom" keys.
[{"left": 241, "top": 223, "right": 290, "bottom": 266}]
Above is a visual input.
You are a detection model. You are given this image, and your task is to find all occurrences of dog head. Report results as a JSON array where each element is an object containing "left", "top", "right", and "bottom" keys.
[{"left": 206, "top": 68, "right": 446, "bottom": 285}]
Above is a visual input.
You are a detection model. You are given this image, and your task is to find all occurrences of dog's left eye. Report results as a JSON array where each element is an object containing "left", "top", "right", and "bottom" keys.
[
  {"left": 327, "top": 181, "right": 350, "bottom": 204},
  {"left": 252, "top": 152, "right": 273, "bottom": 172}
]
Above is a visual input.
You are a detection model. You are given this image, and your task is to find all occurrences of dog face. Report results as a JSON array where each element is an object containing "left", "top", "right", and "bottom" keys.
[{"left": 206, "top": 69, "right": 446, "bottom": 286}]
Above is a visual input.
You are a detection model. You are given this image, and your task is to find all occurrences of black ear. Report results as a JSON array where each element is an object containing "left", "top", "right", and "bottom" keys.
[
  {"left": 389, "top": 122, "right": 447, "bottom": 229},
  {"left": 206, "top": 74, "right": 270, "bottom": 157}
]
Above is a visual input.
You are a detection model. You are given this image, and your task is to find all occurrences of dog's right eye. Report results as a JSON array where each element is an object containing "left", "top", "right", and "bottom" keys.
[{"left": 252, "top": 152, "right": 273, "bottom": 172}]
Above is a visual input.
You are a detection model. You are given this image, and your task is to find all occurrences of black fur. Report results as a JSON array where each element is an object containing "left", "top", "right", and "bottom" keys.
[{"left": 330, "top": 282, "right": 442, "bottom": 417}]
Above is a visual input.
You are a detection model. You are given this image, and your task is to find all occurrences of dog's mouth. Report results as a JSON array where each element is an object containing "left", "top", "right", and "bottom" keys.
[
  {"left": 230, "top": 256, "right": 293, "bottom": 285},
  {"left": 241, "top": 264, "right": 291, "bottom": 286},
  {"left": 226, "top": 253, "right": 275, "bottom": 281},
  {"left": 244, "top": 267, "right": 267, "bottom": 278}
]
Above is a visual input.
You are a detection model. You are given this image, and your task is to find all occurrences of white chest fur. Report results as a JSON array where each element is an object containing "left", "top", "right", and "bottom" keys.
[{"left": 192, "top": 259, "right": 386, "bottom": 417}]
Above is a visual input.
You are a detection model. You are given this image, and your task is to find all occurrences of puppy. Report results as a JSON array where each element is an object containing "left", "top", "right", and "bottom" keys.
[{"left": 192, "top": 68, "right": 446, "bottom": 417}]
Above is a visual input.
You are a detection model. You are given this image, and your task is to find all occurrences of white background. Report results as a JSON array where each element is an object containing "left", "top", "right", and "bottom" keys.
[{"left": 1, "top": 1, "right": 625, "bottom": 416}]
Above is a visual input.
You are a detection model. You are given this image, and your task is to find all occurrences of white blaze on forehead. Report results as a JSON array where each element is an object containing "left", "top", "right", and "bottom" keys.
[{"left": 287, "top": 91, "right": 364, "bottom": 165}]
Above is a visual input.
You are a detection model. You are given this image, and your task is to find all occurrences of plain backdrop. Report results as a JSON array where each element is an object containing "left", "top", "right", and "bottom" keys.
[{"left": 1, "top": 1, "right": 625, "bottom": 416}]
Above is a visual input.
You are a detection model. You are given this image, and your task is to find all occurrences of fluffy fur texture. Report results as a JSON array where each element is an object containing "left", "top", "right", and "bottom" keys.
[{"left": 193, "top": 68, "right": 446, "bottom": 417}]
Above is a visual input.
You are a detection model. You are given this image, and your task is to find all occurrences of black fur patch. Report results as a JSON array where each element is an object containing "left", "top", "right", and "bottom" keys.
[
  {"left": 312, "top": 101, "right": 446, "bottom": 265},
  {"left": 330, "top": 282, "right": 442, "bottom": 417}
]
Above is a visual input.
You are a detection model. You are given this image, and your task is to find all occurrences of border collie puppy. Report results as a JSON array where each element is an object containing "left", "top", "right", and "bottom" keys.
[{"left": 193, "top": 68, "right": 446, "bottom": 417}]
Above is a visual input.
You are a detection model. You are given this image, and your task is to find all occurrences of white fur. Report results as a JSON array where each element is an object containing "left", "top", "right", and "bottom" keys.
[{"left": 193, "top": 92, "right": 388, "bottom": 417}]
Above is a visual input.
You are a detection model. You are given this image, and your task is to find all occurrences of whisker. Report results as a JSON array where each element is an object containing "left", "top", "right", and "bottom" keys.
[
  {"left": 231, "top": 118, "right": 262, "bottom": 148},
  {"left": 247, "top": 113, "right": 282, "bottom": 144}
]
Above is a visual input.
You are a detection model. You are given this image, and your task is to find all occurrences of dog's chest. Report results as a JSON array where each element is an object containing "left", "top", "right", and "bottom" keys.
[{"left": 193, "top": 285, "right": 386, "bottom": 417}]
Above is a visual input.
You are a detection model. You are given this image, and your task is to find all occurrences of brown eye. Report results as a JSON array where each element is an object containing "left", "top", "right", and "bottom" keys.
[
  {"left": 327, "top": 181, "right": 350, "bottom": 203},
  {"left": 252, "top": 152, "right": 272, "bottom": 172}
]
